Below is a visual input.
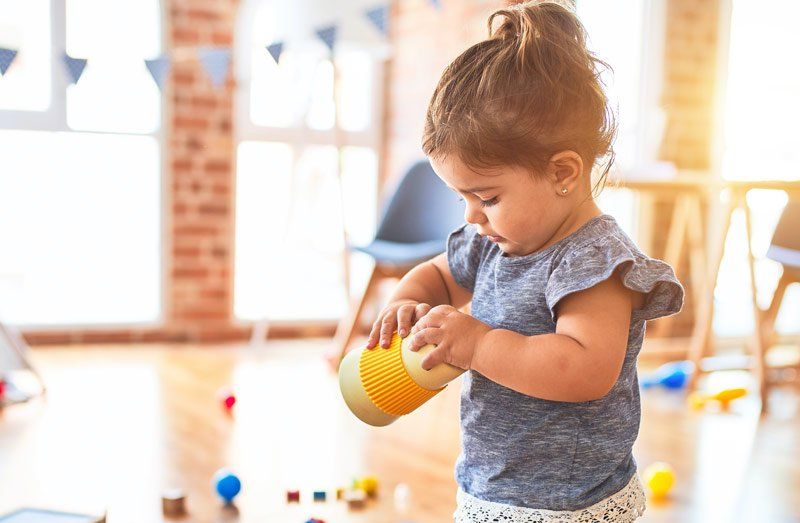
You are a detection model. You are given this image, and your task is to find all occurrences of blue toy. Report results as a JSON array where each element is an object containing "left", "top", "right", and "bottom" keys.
[
  {"left": 213, "top": 468, "right": 241, "bottom": 503},
  {"left": 641, "top": 361, "right": 693, "bottom": 390}
]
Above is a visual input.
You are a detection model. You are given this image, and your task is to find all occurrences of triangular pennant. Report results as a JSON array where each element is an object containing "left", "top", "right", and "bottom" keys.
[
  {"left": 429, "top": 0, "right": 443, "bottom": 10},
  {"left": 266, "top": 42, "right": 284, "bottom": 64},
  {"left": 365, "top": 6, "right": 389, "bottom": 37},
  {"left": 198, "top": 47, "right": 231, "bottom": 89},
  {"left": 62, "top": 52, "right": 87, "bottom": 84},
  {"left": 145, "top": 55, "right": 171, "bottom": 90},
  {"left": 315, "top": 25, "right": 338, "bottom": 53},
  {"left": 0, "top": 47, "right": 18, "bottom": 76}
]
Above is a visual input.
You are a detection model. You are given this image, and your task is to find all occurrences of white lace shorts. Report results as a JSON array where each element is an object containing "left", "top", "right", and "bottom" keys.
[{"left": 453, "top": 474, "right": 646, "bottom": 523}]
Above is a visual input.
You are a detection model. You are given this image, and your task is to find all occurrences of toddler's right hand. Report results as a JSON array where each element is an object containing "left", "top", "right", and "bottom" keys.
[{"left": 366, "top": 299, "right": 432, "bottom": 349}]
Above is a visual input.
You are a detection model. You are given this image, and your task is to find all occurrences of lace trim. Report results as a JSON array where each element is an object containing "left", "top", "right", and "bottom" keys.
[{"left": 454, "top": 474, "right": 646, "bottom": 523}]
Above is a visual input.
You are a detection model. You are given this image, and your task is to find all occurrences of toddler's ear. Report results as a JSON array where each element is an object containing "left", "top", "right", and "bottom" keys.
[{"left": 547, "top": 150, "right": 583, "bottom": 195}]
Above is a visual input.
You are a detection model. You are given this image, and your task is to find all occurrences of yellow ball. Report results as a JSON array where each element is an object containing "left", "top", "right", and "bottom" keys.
[{"left": 644, "top": 462, "right": 675, "bottom": 498}]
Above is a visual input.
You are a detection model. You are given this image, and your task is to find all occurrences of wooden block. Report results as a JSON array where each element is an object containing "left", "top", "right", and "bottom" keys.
[{"left": 162, "top": 488, "right": 187, "bottom": 517}]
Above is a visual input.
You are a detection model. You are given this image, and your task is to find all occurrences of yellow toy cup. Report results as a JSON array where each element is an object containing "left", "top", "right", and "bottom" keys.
[{"left": 339, "top": 332, "right": 465, "bottom": 426}]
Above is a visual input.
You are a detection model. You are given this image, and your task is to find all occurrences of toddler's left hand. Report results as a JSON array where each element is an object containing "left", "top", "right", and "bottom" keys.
[{"left": 409, "top": 305, "right": 491, "bottom": 371}]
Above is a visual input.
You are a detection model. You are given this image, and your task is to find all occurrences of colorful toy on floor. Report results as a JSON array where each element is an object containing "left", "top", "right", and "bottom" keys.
[
  {"left": 161, "top": 488, "right": 187, "bottom": 517},
  {"left": 353, "top": 476, "right": 379, "bottom": 497},
  {"left": 343, "top": 489, "right": 367, "bottom": 509},
  {"left": 339, "top": 332, "right": 465, "bottom": 426},
  {"left": 213, "top": 468, "right": 241, "bottom": 504},
  {"left": 641, "top": 361, "right": 693, "bottom": 390},
  {"left": 313, "top": 490, "right": 326, "bottom": 502},
  {"left": 688, "top": 387, "right": 747, "bottom": 411},
  {"left": 304, "top": 519, "right": 325, "bottom": 523},
  {"left": 286, "top": 490, "right": 300, "bottom": 503},
  {"left": 643, "top": 462, "right": 675, "bottom": 499},
  {"left": 335, "top": 487, "right": 345, "bottom": 500},
  {"left": 217, "top": 386, "right": 236, "bottom": 411}
]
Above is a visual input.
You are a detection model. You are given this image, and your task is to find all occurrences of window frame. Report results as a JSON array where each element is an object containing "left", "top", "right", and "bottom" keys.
[{"left": 232, "top": 0, "right": 386, "bottom": 323}]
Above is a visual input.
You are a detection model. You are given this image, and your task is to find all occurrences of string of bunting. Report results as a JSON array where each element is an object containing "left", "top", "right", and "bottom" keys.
[{"left": 0, "top": 1, "right": 445, "bottom": 90}]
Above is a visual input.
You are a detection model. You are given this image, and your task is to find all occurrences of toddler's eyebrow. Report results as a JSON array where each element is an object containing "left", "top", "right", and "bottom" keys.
[{"left": 447, "top": 184, "right": 499, "bottom": 193}]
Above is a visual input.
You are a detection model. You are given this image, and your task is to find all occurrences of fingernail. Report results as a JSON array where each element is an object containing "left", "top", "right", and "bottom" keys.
[{"left": 399, "top": 329, "right": 406, "bottom": 336}]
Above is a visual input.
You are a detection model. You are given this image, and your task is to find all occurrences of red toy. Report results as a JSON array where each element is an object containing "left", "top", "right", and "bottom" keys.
[
  {"left": 287, "top": 490, "right": 300, "bottom": 503},
  {"left": 217, "top": 386, "right": 236, "bottom": 411}
]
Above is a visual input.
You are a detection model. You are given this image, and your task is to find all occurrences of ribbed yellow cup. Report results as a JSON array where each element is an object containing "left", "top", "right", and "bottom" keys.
[{"left": 359, "top": 333, "right": 443, "bottom": 416}]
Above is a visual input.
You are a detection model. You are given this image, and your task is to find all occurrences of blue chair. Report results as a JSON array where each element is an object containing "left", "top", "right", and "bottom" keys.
[
  {"left": 332, "top": 160, "right": 465, "bottom": 364},
  {"left": 762, "top": 201, "right": 800, "bottom": 350}
]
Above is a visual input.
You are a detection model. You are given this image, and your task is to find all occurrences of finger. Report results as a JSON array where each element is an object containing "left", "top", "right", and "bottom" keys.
[
  {"left": 379, "top": 315, "right": 397, "bottom": 348},
  {"left": 411, "top": 327, "right": 444, "bottom": 351},
  {"left": 421, "top": 345, "right": 448, "bottom": 371},
  {"left": 413, "top": 303, "right": 431, "bottom": 326},
  {"left": 396, "top": 305, "right": 416, "bottom": 337},
  {"left": 411, "top": 311, "right": 444, "bottom": 335},
  {"left": 429, "top": 304, "right": 455, "bottom": 316},
  {"left": 366, "top": 319, "right": 382, "bottom": 349}
]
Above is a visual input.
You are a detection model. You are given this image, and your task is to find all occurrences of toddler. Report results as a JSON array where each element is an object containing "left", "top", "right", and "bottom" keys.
[{"left": 366, "top": 2, "right": 684, "bottom": 521}]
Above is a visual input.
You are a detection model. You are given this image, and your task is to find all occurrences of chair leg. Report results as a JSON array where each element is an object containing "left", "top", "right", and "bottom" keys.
[
  {"left": 329, "top": 265, "right": 382, "bottom": 370},
  {"left": 760, "top": 270, "right": 792, "bottom": 356}
]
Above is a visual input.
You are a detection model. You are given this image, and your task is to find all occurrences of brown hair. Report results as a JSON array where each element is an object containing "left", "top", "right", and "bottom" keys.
[{"left": 422, "top": 0, "right": 616, "bottom": 194}]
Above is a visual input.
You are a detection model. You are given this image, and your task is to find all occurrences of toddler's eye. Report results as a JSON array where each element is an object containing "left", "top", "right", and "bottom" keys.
[{"left": 480, "top": 197, "right": 498, "bottom": 208}]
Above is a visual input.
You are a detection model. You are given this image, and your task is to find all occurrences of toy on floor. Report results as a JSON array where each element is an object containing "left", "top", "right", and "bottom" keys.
[
  {"left": 286, "top": 490, "right": 300, "bottom": 503},
  {"left": 305, "top": 519, "right": 325, "bottom": 523},
  {"left": 688, "top": 387, "right": 747, "bottom": 411},
  {"left": 217, "top": 386, "right": 236, "bottom": 411},
  {"left": 313, "top": 490, "right": 326, "bottom": 502},
  {"left": 339, "top": 332, "right": 464, "bottom": 426},
  {"left": 335, "top": 487, "right": 345, "bottom": 500},
  {"left": 643, "top": 462, "right": 675, "bottom": 499},
  {"left": 213, "top": 468, "right": 241, "bottom": 504},
  {"left": 161, "top": 488, "right": 187, "bottom": 517},
  {"left": 353, "top": 476, "right": 379, "bottom": 498},
  {"left": 641, "top": 361, "right": 693, "bottom": 390},
  {"left": 343, "top": 488, "right": 367, "bottom": 509}
]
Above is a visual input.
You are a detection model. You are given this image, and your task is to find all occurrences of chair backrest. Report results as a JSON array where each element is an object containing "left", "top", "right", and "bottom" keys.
[
  {"left": 375, "top": 160, "right": 465, "bottom": 244},
  {"left": 767, "top": 200, "right": 800, "bottom": 267}
]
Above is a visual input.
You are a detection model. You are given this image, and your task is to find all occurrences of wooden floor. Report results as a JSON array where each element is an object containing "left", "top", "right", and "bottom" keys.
[{"left": 0, "top": 340, "right": 798, "bottom": 523}]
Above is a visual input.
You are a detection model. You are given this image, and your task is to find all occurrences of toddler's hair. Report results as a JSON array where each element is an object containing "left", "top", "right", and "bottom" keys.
[{"left": 422, "top": 0, "right": 616, "bottom": 193}]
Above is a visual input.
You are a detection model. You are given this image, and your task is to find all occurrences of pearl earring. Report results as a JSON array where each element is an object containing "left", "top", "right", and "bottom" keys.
[{"left": 560, "top": 187, "right": 568, "bottom": 195}]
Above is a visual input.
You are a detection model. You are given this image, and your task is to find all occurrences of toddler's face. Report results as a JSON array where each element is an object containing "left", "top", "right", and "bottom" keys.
[{"left": 431, "top": 155, "right": 573, "bottom": 257}]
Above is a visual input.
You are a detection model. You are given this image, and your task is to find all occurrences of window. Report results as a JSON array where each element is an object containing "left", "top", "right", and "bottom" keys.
[
  {"left": 0, "top": 0, "right": 163, "bottom": 326},
  {"left": 714, "top": 0, "right": 800, "bottom": 337},
  {"left": 234, "top": 0, "right": 383, "bottom": 322},
  {"left": 576, "top": 0, "right": 666, "bottom": 238}
]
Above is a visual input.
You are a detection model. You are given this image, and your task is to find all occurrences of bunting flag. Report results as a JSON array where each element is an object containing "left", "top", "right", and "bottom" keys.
[
  {"left": 365, "top": 5, "right": 389, "bottom": 37},
  {"left": 62, "top": 52, "right": 87, "bottom": 84},
  {"left": 315, "top": 25, "right": 338, "bottom": 53},
  {"left": 198, "top": 47, "right": 231, "bottom": 89},
  {"left": 429, "top": 0, "right": 443, "bottom": 10},
  {"left": 266, "top": 42, "right": 284, "bottom": 64},
  {"left": 0, "top": 47, "right": 18, "bottom": 76},
  {"left": 145, "top": 55, "right": 171, "bottom": 90}
]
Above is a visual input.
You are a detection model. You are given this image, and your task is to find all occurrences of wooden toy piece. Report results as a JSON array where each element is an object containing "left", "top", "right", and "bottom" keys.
[
  {"left": 312, "top": 490, "right": 326, "bottom": 502},
  {"left": 161, "top": 488, "right": 187, "bottom": 517},
  {"left": 335, "top": 487, "right": 345, "bottom": 500},
  {"left": 343, "top": 489, "right": 367, "bottom": 509},
  {"left": 354, "top": 476, "right": 379, "bottom": 498},
  {"left": 286, "top": 490, "right": 300, "bottom": 503},
  {"left": 643, "top": 462, "right": 675, "bottom": 499},
  {"left": 339, "top": 332, "right": 465, "bottom": 426},
  {"left": 212, "top": 468, "right": 241, "bottom": 504},
  {"left": 217, "top": 386, "right": 236, "bottom": 411},
  {"left": 688, "top": 387, "right": 748, "bottom": 411},
  {"left": 304, "top": 519, "right": 325, "bottom": 523}
]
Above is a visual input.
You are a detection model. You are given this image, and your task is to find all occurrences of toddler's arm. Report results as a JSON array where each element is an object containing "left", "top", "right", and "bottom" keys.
[
  {"left": 366, "top": 253, "right": 473, "bottom": 349},
  {"left": 471, "top": 268, "right": 640, "bottom": 402}
]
